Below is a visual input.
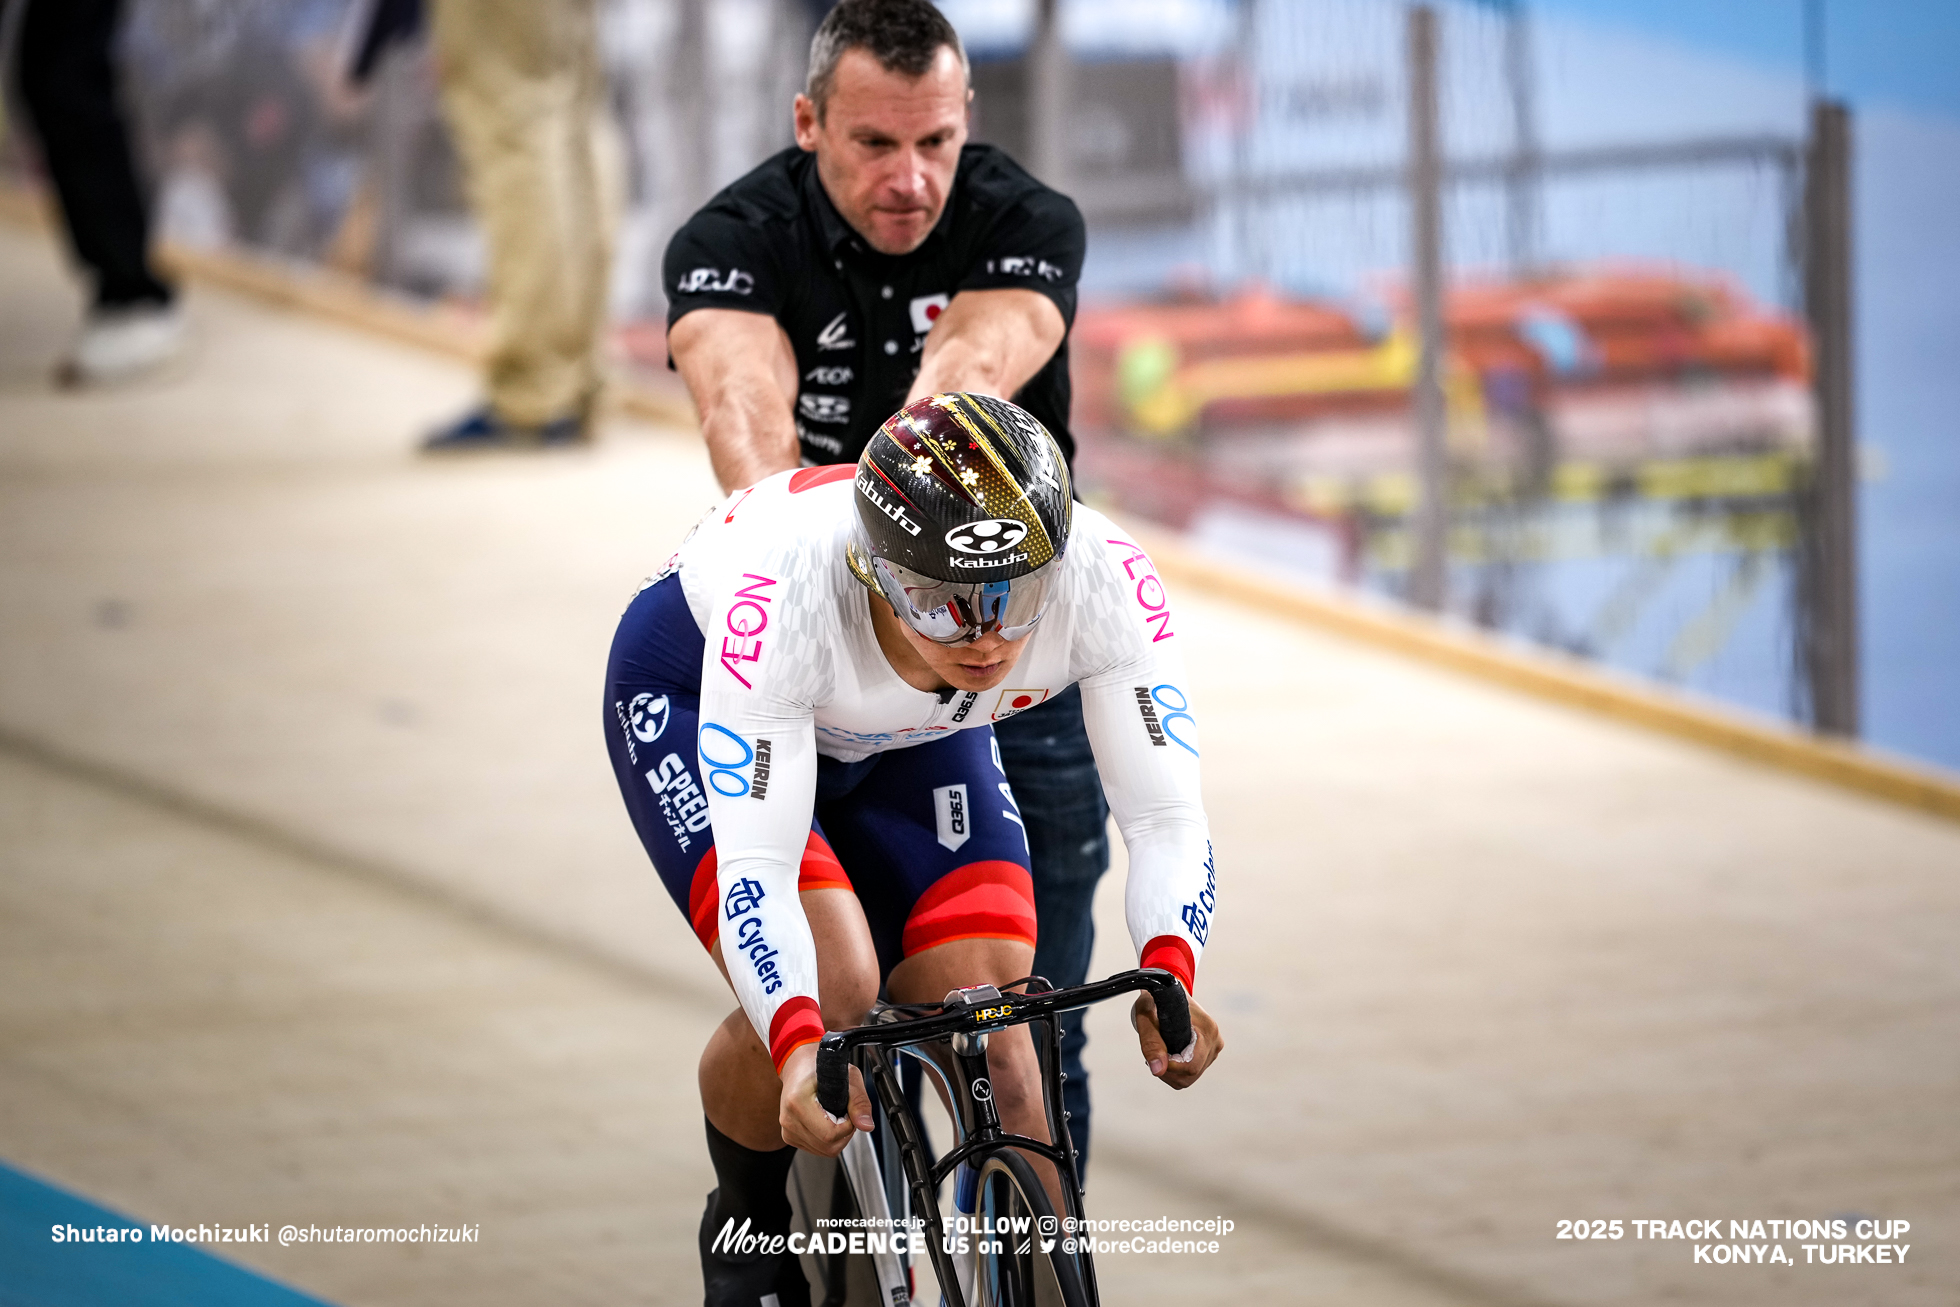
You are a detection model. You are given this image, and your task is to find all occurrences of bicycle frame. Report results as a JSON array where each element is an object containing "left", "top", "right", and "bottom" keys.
[{"left": 816, "top": 968, "right": 1191, "bottom": 1307}]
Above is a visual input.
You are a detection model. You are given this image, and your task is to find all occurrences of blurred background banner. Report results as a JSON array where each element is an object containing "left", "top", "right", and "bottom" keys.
[{"left": 4, "top": 0, "right": 1951, "bottom": 768}]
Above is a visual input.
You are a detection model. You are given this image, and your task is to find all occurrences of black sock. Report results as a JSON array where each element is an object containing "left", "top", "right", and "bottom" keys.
[{"left": 704, "top": 1116, "right": 796, "bottom": 1245}]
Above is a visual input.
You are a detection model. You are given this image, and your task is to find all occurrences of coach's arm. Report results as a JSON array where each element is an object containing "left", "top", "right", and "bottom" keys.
[
  {"left": 670, "top": 308, "right": 803, "bottom": 494},
  {"left": 905, "top": 288, "right": 1065, "bottom": 407}
]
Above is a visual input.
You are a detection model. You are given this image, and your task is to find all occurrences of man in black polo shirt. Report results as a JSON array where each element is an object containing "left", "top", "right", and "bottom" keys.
[{"left": 664, "top": 0, "right": 1108, "bottom": 1222}]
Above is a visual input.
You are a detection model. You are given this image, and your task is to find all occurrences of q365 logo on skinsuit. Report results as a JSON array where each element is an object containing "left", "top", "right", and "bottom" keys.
[
  {"left": 945, "top": 519, "right": 1029, "bottom": 555},
  {"left": 934, "top": 784, "right": 970, "bottom": 852}
]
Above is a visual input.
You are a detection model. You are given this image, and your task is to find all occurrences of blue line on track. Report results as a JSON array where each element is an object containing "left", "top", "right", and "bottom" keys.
[{"left": 0, "top": 1160, "right": 336, "bottom": 1307}]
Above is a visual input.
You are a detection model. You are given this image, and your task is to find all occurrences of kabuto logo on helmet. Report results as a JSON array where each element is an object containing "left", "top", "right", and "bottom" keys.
[{"left": 944, "top": 519, "right": 1030, "bottom": 556}]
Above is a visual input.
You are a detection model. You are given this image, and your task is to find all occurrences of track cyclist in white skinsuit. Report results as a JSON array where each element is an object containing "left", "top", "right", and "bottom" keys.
[{"left": 603, "top": 392, "right": 1224, "bottom": 1306}]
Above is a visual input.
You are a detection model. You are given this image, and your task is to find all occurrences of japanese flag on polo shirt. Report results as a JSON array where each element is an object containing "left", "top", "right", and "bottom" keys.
[{"left": 910, "top": 293, "right": 950, "bottom": 334}]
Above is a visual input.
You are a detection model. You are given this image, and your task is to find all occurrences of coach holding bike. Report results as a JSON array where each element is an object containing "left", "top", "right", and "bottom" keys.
[{"left": 663, "top": 0, "right": 1111, "bottom": 1165}]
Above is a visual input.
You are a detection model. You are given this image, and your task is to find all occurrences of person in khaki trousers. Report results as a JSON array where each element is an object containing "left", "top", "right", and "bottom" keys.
[{"left": 422, "top": 0, "right": 621, "bottom": 449}]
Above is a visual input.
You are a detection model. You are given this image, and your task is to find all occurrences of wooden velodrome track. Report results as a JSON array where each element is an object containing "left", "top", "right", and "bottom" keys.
[{"left": 1, "top": 213, "right": 1955, "bottom": 1305}]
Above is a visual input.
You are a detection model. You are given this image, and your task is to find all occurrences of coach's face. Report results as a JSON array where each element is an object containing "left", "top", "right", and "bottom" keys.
[{"left": 796, "top": 45, "right": 969, "bottom": 256}]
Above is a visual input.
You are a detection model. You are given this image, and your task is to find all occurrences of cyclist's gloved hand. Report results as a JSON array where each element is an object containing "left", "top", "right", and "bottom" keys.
[
  {"left": 1131, "top": 990, "right": 1224, "bottom": 1091},
  {"left": 778, "top": 1042, "right": 873, "bottom": 1155}
]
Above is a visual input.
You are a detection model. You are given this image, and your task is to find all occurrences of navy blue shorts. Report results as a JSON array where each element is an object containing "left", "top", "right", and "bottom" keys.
[{"left": 604, "top": 574, "right": 1037, "bottom": 977}]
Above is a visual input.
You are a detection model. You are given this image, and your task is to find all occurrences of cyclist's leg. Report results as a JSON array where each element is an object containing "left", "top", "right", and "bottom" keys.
[
  {"left": 992, "top": 685, "right": 1108, "bottom": 1173},
  {"left": 605, "top": 578, "right": 877, "bottom": 1305},
  {"left": 818, "top": 728, "right": 1061, "bottom": 1204}
]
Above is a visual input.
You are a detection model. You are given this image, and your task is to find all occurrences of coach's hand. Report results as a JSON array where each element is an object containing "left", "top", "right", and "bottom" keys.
[
  {"left": 778, "top": 1042, "right": 874, "bottom": 1155},
  {"left": 1132, "top": 990, "right": 1223, "bottom": 1090}
]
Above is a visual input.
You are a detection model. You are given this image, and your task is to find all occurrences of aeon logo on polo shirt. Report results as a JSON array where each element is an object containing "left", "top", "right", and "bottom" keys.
[
  {"left": 909, "top": 293, "right": 949, "bottom": 334},
  {"left": 945, "top": 519, "right": 1028, "bottom": 555}
]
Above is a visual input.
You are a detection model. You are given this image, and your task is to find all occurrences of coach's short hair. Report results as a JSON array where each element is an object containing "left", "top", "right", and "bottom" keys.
[{"left": 806, "top": 0, "right": 969, "bottom": 120}]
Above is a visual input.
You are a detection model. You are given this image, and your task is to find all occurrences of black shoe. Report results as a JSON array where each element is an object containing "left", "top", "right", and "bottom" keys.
[
  {"left": 420, "top": 403, "right": 590, "bottom": 452},
  {"left": 698, "top": 1189, "right": 811, "bottom": 1307}
]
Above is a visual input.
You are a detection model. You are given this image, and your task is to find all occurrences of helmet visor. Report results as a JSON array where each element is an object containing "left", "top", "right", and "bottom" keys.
[{"left": 869, "top": 553, "right": 1060, "bottom": 645}]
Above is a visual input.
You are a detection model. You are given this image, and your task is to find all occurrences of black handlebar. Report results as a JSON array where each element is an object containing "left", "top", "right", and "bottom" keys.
[
  {"left": 815, "top": 1031, "right": 852, "bottom": 1120},
  {"left": 814, "top": 967, "right": 1189, "bottom": 1119},
  {"left": 1151, "top": 980, "right": 1193, "bottom": 1063}
]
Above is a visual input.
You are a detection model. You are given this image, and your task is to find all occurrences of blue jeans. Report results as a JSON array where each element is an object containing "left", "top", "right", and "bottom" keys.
[{"left": 992, "top": 684, "right": 1109, "bottom": 1174}]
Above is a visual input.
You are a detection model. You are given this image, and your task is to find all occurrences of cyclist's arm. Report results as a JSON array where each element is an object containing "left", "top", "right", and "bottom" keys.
[
  {"left": 904, "top": 288, "right": 1064, "bottom": 406},
  {"left": 694, "top": 575, "right": 828, "bottom": 1075},
  {"left": 1078, "top": 672, "right": 1214, "bottom": 994},
  {"left": 1068, "top": 526, "right": 1218, "bottom": 997},
  {"left": 670, "top": 308, "right": 802, "bottom": 494}
]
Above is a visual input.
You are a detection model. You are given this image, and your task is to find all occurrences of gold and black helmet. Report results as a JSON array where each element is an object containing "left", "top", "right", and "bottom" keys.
[{"left": 848, "top": 392, "right": 1073, "bottom": 644}]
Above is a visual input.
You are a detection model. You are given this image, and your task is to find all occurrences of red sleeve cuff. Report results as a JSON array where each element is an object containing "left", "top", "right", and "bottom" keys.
[
  {"left": 767, "top": 996, "right": 826, "bottom": 1073},
  {"left": 1140, "top": 935, "right": 1196, "bottom": 995}
]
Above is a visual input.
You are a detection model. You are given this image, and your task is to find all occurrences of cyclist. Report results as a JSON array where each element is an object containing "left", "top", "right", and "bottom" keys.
[
  {"left": 604, "top": 393, "right": 1222, "bottom": 1305},
  {"left": 662, "top": 0, "right": 1116, "bottom": 1173}
]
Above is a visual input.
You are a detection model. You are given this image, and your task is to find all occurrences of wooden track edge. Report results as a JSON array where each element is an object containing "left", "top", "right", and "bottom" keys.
[{"left": 1129, "top": 525, "right": 1960, "bottom": 825}]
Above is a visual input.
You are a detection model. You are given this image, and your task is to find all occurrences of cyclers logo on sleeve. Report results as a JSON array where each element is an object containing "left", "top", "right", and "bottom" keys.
[
  {"left": 1181, "top": 843, "right": 1217, "bottom": 946},
  {"left": 719, "top": 574, "right": 776, "bottom": 688},
  {"left": 723, "top": 877, "right": 784, "bottom": 994}
]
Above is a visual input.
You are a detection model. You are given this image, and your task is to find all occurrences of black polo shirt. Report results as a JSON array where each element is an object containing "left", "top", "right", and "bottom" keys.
[{"left": 664, "top": 143, "right": 1085, "bottom": 468}]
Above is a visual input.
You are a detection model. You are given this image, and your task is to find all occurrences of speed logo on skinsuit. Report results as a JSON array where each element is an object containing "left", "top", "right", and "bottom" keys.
[
  {"left": 991, "top": 688, "right": 1050, "bottom": 722},
  {"left": 629, "top": 692, "right": 671, "bottom": 744},
  {"left": 945, "top": 519, "right": 1029, "bottom": 556}
]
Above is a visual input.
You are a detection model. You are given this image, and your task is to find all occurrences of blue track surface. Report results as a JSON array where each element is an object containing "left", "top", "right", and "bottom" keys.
[{"left": 0, "top": 1162, "right": 335, "bottom": 1307}]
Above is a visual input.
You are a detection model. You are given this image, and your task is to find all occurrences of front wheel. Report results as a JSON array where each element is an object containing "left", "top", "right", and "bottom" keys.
[{"left": 971, "top": 1151, "right": 1091, "bottom": 1307}]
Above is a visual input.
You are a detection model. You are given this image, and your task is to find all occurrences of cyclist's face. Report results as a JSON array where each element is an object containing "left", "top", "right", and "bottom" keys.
[
  {"left": 905, "top": 622, "right": 1030, "bottom": 692},
  {"left": 873, "top": 592, "right": 1031, "bottom": 692},
  {"left": 796, "top": 46, "right": 969, "bottom": 256}
]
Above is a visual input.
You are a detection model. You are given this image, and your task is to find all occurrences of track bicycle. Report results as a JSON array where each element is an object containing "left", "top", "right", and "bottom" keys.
[{"left": 813, "top": 968, "right": 1193, "bottom": 1307}]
